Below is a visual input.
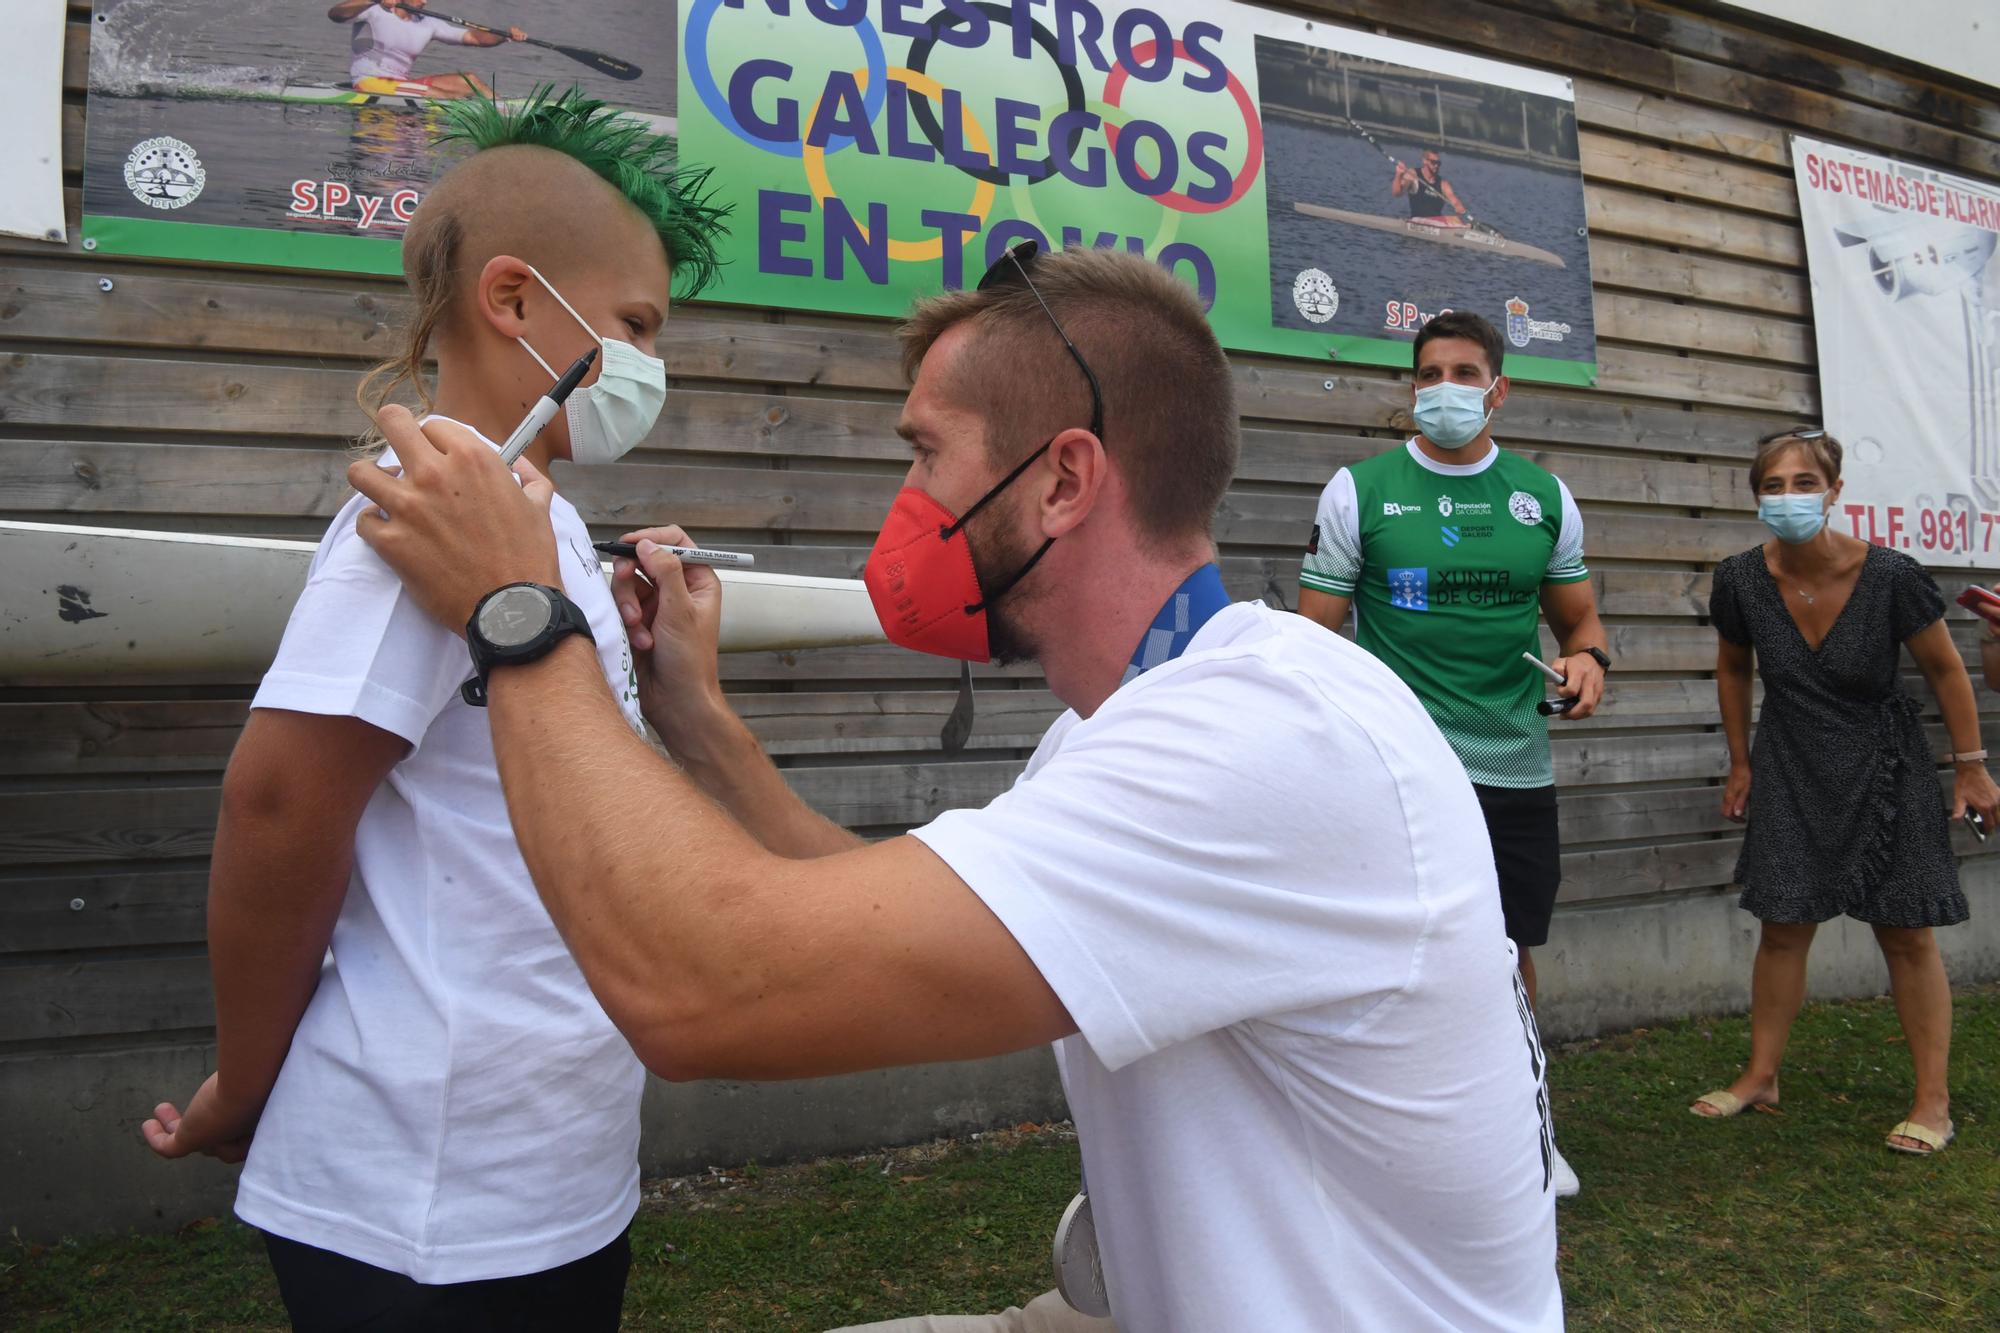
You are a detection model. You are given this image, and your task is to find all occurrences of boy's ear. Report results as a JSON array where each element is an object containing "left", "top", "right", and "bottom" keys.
[{"left": 475, "top": 255, "right": 536, "bottom": 339}]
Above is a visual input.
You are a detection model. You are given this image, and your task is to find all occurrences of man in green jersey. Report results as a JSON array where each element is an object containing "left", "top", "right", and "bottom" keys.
[{"left": 1299, "top": 311, "right": 1609, "bottom": 1198}]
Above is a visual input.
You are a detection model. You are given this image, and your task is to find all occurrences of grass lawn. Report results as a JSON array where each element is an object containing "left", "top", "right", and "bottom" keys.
[{"left": 6, "top": 986, "right": 1996, "bottom": 1331}]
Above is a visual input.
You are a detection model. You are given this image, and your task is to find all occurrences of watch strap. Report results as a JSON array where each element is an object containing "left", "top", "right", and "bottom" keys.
[{"left": 1582, "top": 646, "right": 1612, "bottom": 671}]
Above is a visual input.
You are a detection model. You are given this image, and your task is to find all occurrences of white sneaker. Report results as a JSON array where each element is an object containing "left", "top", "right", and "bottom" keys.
[{"left": 1550, "top": 1144, "right": 1580, "bottom": 1199}]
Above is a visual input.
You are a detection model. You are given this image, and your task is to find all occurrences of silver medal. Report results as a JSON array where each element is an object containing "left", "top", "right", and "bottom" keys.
[{"left": 1052, "top": 1190, "right": 1111, "bottom": 1317}]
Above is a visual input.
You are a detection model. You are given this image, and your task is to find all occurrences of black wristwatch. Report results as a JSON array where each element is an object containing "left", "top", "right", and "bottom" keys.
[
  {"left": 1580, "top": 646, "right": 1612, "bottom": 672},
  {"left": 460, "top": 582, "right": 596, "bottom": 707}
]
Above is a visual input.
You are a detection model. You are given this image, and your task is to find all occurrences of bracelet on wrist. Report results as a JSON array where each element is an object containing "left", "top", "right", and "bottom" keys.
[{"left": 1951, "top": 749, "right": 1988, "bottom": 764}]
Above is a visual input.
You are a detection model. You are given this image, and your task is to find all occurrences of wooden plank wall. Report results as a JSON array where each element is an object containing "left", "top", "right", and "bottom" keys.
[{"left": 6, "top": 0, "right": 2000, "bottom": 1231}]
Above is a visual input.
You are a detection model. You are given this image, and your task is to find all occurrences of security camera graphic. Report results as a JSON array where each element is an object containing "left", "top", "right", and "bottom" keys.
[
  {"left": 1829, "top": 206, "right": 2000, "bottom": 514},
  {"left": 1833, "top": 213, "right": 1996, "bottom": 301}
]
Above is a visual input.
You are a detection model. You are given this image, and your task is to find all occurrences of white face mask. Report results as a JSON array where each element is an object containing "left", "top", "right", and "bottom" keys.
[{"left": 515, "top": 265, "right": 667, "bottom": 465}]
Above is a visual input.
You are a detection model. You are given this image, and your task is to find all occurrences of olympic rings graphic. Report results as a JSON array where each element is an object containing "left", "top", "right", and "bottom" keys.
[
  {"left": 803, "top": 67, "right": 996, "bottom": 262},
  {"left": 904, "top": 3, "right": 1086, "bottom": 189},
  {"left": 1102, "top": 41, "right": 1263, "bottom": 214},
  {"left": 1006, "top": 99, "right": 1178, "bottom": 257},
  {"left": 684, "top": 0, "right": 887, "bottom": 158}
]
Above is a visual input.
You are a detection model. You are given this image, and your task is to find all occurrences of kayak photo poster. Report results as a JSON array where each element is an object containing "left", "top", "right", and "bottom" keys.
[
  {"left": 681, "top": 0, "right": 1597, "bottom": 383},
  {"left": 1791, "top": 136, "right": 2000, "bottom": 569},
  {"left": 79, "top": 0, "right": 674, "bottom": 274}
]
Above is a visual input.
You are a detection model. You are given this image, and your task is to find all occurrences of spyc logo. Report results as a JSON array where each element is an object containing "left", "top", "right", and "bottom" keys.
[
  {"left": 124, "top": 137, "right": 205, "bottom": 210},
  {"left": 1505, "top": 296, "right": 1532, "bottom": 349}
]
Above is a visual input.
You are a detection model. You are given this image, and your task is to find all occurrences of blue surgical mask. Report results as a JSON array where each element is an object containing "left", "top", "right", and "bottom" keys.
[
  {"left": 1413, "top": 379, "right": 1496, "bottom": 449},
  {"left": 1758, "top": 493, "right": 1829, "bottom": 544}
]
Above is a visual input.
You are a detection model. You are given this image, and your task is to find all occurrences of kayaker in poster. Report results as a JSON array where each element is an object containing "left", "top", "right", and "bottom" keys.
[
  {"left": 1393, "top": 148, "right": 1469, "bottom": 222},
  {"left": 328, "top": 0, "right": 525, "bottom": 99}
]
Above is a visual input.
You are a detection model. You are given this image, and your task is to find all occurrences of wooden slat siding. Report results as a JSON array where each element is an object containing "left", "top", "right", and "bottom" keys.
[
  {"left": 0, "top": 350, "right": 1805, "bottom": 475},
  {"left": 7, "top": 0, "right": 1998, "bottom": 1142},
  {"left": 0, "top": 953, "right": 216, "bottom": 1045},
  {"left": 10, "top": 248, "right": 1825, "bottom": 360},
  {"left": 0, "top": 439, "right": 1764, "bottom": 548},
  {"left": 40, "top": 834, "right": 2000, "bottom": 980},
  {"left": 1573, "top": 81, "right": 1789, "bottom": 168},
  {"left": 19, "top": 713, "right": 1999, "bottom": 874},
  {"left": 1537, "top": 0, "right": 2000, "bottom": 143},
  {"left": 1578, "top": 130, "right": 1800, "bottom": 220},
  {"left": 1588, "top": 240, "right": 1809, "bottom": 319},
  {"left": 4, "top": 330, "right": 1788, "bottom": 449},
  {"left": 21, "top": 774, "right": 1999, "bottom": 962},
  {"left": 1586, "top": 186, "right": 1804, "bottom": 268},
  {"left": 2, "top": 869, "right": 212, "bottom": 953},
  {"left": 1595, "top": 295, "right": 1815, "bottom": 370},
  {"left": 18, "top": 684, "right": 1999, "bottom": 783}
]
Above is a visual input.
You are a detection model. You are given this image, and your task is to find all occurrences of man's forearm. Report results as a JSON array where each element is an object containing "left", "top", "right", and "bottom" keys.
[
  {"left": 1557, "top": 609, "right": 1608, "bottom": 655},
  {"left": 664, "top": 697, "right": 864, "bottom": 858},
  {"left": 487, "top": 640, "right": 780, "bottom": 1054}
]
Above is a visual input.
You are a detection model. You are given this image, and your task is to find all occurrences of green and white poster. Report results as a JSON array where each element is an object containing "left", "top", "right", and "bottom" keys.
[
  {"left": 81, "top": 0, "right": 1597, "bottom": 383},
  {"left": 680, "top": 0, "right": 1597, "bottom": 382}
]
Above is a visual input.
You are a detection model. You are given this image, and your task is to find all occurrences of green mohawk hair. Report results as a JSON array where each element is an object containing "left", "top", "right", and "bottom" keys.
[{"left": 436, "top": 84, "right": 731, "bottom": 299}]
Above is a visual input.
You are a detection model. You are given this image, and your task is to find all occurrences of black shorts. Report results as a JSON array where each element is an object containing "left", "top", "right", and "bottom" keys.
[
  {"left": 262, "top": 1227, "right": 630, "bottom": 1333},
  {"left": 1473, "top": 783, "right": 1562, "bottom": 947}
]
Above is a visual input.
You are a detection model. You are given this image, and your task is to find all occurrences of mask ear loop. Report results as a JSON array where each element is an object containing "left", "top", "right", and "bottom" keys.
[
  {"left": 939, "top": 441, "right": 1058, "bottom": 616},
  {"left": 523, "top": 263, "right": 607, "bottom": 349},
  {"left": 516, "top": 263, "right": 606, "bottom": 384}
]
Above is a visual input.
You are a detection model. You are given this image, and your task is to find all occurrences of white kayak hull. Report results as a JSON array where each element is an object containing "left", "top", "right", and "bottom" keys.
[
  {"left": 1291, "top": 202, "right": 1567, "bottom": 269},
  {"left": 0, "top": 520, "right": 882, "bottom": 682}
]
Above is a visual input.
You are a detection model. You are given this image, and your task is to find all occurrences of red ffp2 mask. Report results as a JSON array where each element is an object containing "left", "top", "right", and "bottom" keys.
[
  {"left": 863, "top": 487, "right": 993, "bottom": 662},
  {"left": 862, "top": 444, "right": 1055, "bottom": 662}
]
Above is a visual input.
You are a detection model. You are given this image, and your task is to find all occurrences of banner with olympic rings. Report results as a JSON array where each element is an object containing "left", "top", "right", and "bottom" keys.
[{"left": 682, "top": 0, "right": 1597, "bottom": 384}]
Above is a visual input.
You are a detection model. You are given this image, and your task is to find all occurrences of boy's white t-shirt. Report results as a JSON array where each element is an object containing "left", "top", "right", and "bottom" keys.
[
  {"left": 348, "top": 7, "right": 469, "bottom": 81},
  {"left": 235, "top": 420, "right": 648, "bottom": 1283},
  {"left": 912, "top": 603, "right": 1563, "bottom": 1333}
]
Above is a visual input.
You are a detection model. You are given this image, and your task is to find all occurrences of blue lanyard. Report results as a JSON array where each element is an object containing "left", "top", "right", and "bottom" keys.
[{"left": 1121, "top": 563, "right": 1231, "bottom": 684}]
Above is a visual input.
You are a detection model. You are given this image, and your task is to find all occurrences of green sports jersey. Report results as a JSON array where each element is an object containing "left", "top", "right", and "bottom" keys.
[{"left": 1300, "top": 440, "right": 1589, "bottom": 788}]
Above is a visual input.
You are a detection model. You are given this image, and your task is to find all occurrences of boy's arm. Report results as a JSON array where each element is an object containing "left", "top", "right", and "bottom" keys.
[{"left": 142, "top": 709, "right": 406, "bottom": 1161}]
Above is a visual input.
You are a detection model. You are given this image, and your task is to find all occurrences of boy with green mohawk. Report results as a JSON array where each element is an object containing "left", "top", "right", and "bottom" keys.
[{"left": 140, "top": 88, "right": 727, "bottom": 1330}]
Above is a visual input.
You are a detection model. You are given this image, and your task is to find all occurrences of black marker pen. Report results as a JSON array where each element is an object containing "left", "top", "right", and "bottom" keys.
[
  {"left": 499, "top": 346, "right": 598, "bottom": 464},
  {"left": 593, "top": 540, "right": 756, "bottom": 569}
]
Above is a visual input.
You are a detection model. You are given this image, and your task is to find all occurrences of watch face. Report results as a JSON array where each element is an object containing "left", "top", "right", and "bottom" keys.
[{"left": 476, "top": 585, "right": 554, "bottom": 649}]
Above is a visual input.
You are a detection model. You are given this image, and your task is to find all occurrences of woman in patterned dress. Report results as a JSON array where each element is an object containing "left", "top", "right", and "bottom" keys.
[{"left": 1689, "top": 430, "right": 1997, "bottom": 1156}]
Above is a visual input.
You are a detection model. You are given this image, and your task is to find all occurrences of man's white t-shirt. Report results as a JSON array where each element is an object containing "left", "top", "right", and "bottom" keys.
[
  {"left": 348, "top": 7, "right": 469, "bottom": 82},
  {"left": 235, "top": 420, "right": 648, "bottom": 1283},
  {"left": 912, "top": 603, "right": 1562, "bottom": 1332}
]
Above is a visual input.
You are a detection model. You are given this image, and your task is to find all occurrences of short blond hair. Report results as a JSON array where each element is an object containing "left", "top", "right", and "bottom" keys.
[
  {"left": 899, "top": 247, "right": 1238, "bottom": 548},
  {"left": 1749, "top": 429, "right": 1843, "bottom": 490}
]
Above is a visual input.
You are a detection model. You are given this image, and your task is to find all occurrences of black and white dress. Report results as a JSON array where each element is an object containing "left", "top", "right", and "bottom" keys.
[{"left": 1710, "top": 543, "right": 1968, "bottom": 927}]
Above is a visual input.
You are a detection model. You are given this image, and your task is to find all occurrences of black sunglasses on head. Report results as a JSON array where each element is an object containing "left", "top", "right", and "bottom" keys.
[
  {"left": 1756, "top": 425, "right": 1828, "bottom": 445},
  {"left": 977, "top": 241, "right": 1106, "bottom": 441}
]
